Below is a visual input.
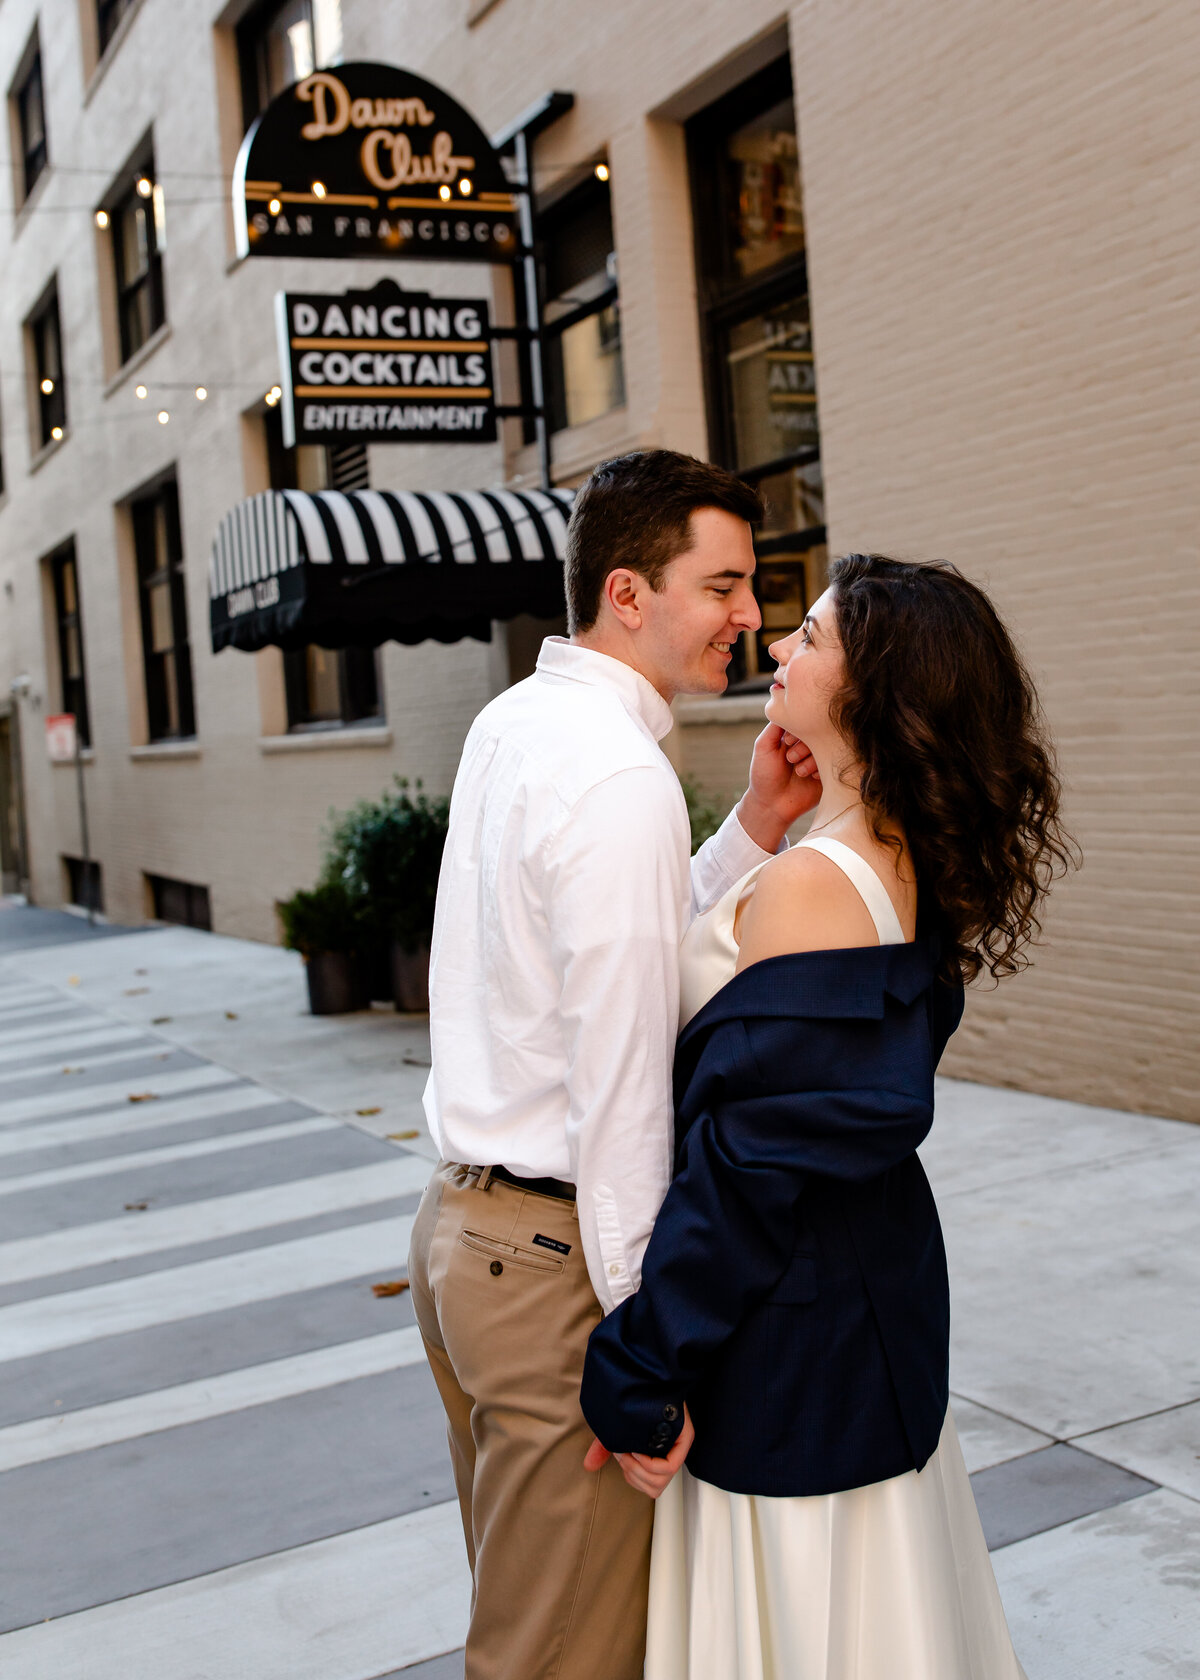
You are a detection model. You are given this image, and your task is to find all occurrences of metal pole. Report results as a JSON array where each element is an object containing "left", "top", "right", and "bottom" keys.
[
  {"left": 73, "top": 719, "right": 93, "bottom": 926},
  {"left": 512, "top": 129, "right": 553, "bottom": 492}
]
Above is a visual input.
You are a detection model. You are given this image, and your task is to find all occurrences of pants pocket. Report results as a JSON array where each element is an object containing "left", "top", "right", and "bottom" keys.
[{"left": 459, "top": 1228, "right": 567, "bottom": 1275}]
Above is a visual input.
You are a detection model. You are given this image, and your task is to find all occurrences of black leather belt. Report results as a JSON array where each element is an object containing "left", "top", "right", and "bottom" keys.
[{"left": 483, "top": 1164, "right": 576, "bottom": 1203}]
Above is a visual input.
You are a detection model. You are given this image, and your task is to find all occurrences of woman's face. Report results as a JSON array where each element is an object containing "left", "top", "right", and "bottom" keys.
[{"left": 763, "top": 586, "right": 846, "bottom": 744}]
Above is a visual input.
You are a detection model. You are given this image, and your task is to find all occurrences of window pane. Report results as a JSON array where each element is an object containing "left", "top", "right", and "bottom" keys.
[
  {"left": 304, "top": 645, "right": 342, "bottom": 721},
  {"left": 342, "top": 646, "right": 381, "bottom": 723},
  {"left": 117, "top": 201, "right": 150, "bottom": 286},
  {"left": 726, "top": 298, "right": 818, "bottom": 472},
  {"left": 755, "top": 460, "right": 825, "bottom": 541},
  {"left": 555, "top": 305, "right": 625, "bottom": 430},
  {"left": 725, "top": 96, "right": 805, "bottom": 282},
  {"left": 60, "top": 556, "right": 78, "bottom": 615},
  {"left": 148, "top": 579, "right": 174, "bottom": 653},
  {"left": 262, "top": 2, "right": 315, "bottom": 103}
]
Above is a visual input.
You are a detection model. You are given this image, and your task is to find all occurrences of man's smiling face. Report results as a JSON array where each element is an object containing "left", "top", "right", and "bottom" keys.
[{"left": 635, "top": 507, "right": 761, "bottom": 698}]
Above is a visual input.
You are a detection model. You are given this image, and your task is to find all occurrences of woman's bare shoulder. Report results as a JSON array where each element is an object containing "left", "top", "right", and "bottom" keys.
[{"left": 735, "top": 845, "right": 880, "bottom": 969}]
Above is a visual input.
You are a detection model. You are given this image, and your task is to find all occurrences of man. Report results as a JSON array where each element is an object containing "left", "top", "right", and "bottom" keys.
[{"left": 408, "top": 450, "right": 819, "bottom": 1680}]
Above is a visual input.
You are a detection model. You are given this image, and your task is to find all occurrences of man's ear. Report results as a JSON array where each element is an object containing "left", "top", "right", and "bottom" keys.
[{"left": 602, "top": 568, "right": 644, "bottom": 631}]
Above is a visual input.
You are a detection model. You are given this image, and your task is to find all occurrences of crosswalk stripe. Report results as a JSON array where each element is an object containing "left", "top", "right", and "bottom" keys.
[
  {"left": 0, "top": 1325, "right": 428, "bottom": 1471},
  {"left": 0, "top": 1082, "right": 283, "bottom": 1159},
  {"left": 0, "top": 1003, "right": 88, "bottom": 1037},
  {"left": 0, "top": 1024, "right": 152, "bottom": 1067},
  {"left": 0, "top": 1043, "right": 178, "bottom": 1085},
  {"left": 0, "top": 1116, "right": 341, "bottom": 1196},
  {"left": 0, "top": 1063, "right": 236, "bottom": 1127},
  {"left": 0, "top": 1156, "right": 431, "bottom": 1284},
  {"left": 0, "top": 1214, "right": 416, "bottom": 1360},
  {"left": 0, "top": 1499, "right": 469, "bottom": 1678}
]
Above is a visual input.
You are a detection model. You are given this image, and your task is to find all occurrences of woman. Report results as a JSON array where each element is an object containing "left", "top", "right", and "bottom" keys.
[{"left": 580, "top": 554, "right": 1075, "bottom": 1680}]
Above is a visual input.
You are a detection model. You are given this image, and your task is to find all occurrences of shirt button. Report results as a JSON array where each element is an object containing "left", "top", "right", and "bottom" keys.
[
  {"left": 608, "top": 1264, "right": 621, "bottom": 1277},
  {"left": 490, "top": 1261, "right": 503, "bottom": 1276}
]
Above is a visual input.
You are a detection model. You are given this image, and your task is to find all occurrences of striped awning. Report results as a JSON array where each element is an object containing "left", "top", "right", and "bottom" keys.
[{"left": 209, "top": 486, "right": 573, "bottom": 652}]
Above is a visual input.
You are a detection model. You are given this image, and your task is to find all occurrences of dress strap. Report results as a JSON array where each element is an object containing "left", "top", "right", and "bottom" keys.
[{"left": 795, "top": 836, "right": 906, "bottom": 945}]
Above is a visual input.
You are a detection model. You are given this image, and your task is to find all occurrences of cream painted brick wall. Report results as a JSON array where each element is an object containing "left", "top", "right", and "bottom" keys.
[{"left": 1, "top": 0, "right": 1195, "bottom": 1118}]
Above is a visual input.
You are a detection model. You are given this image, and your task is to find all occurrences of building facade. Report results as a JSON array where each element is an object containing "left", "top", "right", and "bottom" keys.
[{"left": 0, "top": 0, "right": 1196, "bottom": 1121}]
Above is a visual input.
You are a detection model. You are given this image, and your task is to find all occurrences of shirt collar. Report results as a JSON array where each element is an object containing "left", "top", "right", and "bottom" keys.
[{"left": 535, "top": 637, "right": 675, "bottom": 742}]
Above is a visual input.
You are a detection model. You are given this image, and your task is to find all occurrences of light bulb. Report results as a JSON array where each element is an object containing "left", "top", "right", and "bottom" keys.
[
  {"left": 135, "top": 384, "right": 148, "bottom": 399},
  {"left": 94, "top": 209, "right": 110, "bottom": 229},
  {"left": 438, "top": 184, "right": 452, "bottom": 202},
  {"left": 594, "top": 162, "right": 610, "bottom": 183},
  {"left": 51, "top": 425, "right": 63, "bottom": 441},
  {"left": 136, "top": 176, "right": 153, "bottom": 198},
  {"left": 194, "top": 386, "right": 207, "bottom": 401},
  {"left": 268, "top": 197, "right": 282, "bottom": 215},
  {"left": 311, "top": 181, "right": 326, "bottom": 199},
  {"left": 157, "top": 410, "right": 169, "bottom": 425},
  {"left": 458, "top": 178, "right": 473, "bottom": 196},
  {"left": 40, "top": 377, "right": 54, "bottom": 395}
]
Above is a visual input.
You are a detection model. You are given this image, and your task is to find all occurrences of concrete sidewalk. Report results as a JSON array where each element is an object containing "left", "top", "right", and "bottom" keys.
[{"left": 0, "top": 911, "right": 1196, "bottom": 1677}]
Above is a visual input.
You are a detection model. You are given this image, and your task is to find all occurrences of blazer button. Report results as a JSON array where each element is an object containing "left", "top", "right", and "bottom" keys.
[
  {"left": 490, "top": 1261, "right": 503, "bottom": 1276},
  {"left": 663, "top": 1403, "right": 679, "bottom": 1422}
]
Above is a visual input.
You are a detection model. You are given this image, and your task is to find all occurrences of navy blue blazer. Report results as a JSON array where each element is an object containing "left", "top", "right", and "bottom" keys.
[{"left": 580, "top": 936, "right": 964, "bottom": 1497}]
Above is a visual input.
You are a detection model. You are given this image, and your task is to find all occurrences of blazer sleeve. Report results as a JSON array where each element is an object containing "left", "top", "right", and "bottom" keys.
[{"left": 579, "top": 1017, "right": 935, "bottom": 1456}]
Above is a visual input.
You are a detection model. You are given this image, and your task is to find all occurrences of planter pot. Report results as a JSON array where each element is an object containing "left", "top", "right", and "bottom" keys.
[
  {"left": 390, "top": 941, "right": 431, "bottom": 1012},
  {"left": 361, "top": 940, "right": 393, "bottom": 1005},
  {"left": 305, "top": 951, "right": 369, "bottom": 1016}
]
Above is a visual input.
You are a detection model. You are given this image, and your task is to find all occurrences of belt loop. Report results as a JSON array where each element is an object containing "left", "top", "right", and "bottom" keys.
[{"left": 475, "top": 1164, "right": 494, "bottom": 1192}]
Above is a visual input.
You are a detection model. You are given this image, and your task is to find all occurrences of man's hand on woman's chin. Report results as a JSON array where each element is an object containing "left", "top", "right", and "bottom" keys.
[
  {"left": 738, "top": 724, "right": 822, "bottom": 851},
  {"left": 582, "top": 1405, "right": 695, "bottom": 1499}
]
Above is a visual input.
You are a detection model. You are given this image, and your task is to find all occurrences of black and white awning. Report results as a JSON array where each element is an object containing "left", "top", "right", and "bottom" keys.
[{"left": 209, "top": 486, "right": 573, "bottom": 652}]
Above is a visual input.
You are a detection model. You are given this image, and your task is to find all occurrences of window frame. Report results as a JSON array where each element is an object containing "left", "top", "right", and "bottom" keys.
[
  {"left": 131, "top": 478, "right": 196, "bottom": 742},
  {"left": 237, "top": 0, "right": 327, "bottom": 129},
  {"left": 687, "top": 58, "right": 827, "bottom": 686},
  {"left": 108, "top": 155, "right": 167, "bottom": 365},
  {"left": 97, "top": 0, "right": 139, "bottom": 57},
  {"left": 29, "top": 286, "right": 66, "bottom": 448},
  {"left": 49, "top": 542, "right": 91, "bottom": 749},
  {"left": 536, "top": 170, "right": 624, "bottom": 437},
  {"left": 14, "top": 43, "right": 48, "bottom": 201}
]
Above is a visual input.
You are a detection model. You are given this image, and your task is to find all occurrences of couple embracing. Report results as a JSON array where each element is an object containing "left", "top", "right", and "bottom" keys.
[{"left": 409, "top": 449, "right": 1070, "bottom": 1680}]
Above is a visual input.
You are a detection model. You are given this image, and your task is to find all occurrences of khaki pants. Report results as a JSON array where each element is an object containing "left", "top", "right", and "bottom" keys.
[{"left": 408, "top": 1161, "right": 653, "bottom": 1680}]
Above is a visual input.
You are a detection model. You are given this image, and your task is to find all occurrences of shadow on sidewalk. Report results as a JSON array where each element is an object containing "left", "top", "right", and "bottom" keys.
[{"left": 0, "top": 899, "right": 150, "bottom": 953}]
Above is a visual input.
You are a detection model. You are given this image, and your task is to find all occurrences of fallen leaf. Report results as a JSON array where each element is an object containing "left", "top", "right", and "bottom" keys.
[
  {"left": 123, "top": 987, "right": 149, "bottom": 996},
  {"left": 151, "top": 1016, "right": 172, "bottom": 1025},
  {"left": 224, "top": 1011, "right": 238, "bottom": 1020},
  {"left": 356, "top": 1106, "right": 382, "bottom": 1116},
  {"left": 126, "top": 1092, "right": 158, "bottom": 1104},
  {"left": 61, "top": 1066, "right": 83, "bottom": 1075},
  {"left": 67, "top": 975, "right": 80, "bottom": 986},
  {"left": 124, "top": 1201, "right": 149, "bottom": 1212},
  {"left": 387, "top": 1129, "right": 420, "bottom": 1141},
  {"left": 402, "top": 1053, "right": 431, "bottom": 1067},
  {"left": 371, "top": 1280, "right": 410, "bottom": 1298}
]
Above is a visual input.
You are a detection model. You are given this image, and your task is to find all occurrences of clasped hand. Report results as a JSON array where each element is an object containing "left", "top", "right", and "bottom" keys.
[{"left": 582, "top": 1405, "right": 695, "bottom": 1500}]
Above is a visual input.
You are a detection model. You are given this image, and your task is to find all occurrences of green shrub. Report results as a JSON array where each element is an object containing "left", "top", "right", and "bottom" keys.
[
  {"left": 277, "top": 879, "right": 365, "bottom": 959},
  {"left": 321, "top": 777, "right": 449, "bottom": 953},
  {"left": 681, "top": 778, "right": 728, "bottom": 854}
]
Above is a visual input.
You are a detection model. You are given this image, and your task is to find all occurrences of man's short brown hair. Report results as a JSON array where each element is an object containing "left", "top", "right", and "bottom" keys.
[{"left": 563, "top": 450, "right": 763, "bottom": 633}]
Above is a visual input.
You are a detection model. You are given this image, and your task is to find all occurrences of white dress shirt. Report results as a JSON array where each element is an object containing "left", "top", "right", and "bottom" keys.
[{"left": 423, "top": 637, "right": 774, "bottom": 1314}]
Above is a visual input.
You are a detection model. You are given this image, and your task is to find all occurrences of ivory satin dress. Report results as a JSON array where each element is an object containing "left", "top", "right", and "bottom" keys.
[{"left": 645, "top": 837, "right": 1027, "bottom": 1680}]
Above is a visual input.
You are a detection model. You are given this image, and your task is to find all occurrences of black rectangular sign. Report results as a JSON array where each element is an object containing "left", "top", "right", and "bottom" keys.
[{"left": 275, "top": 280, "right": 497, "bottom": 446}]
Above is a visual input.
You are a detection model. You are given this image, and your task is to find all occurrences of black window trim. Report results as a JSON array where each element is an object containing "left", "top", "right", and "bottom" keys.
[
  {"left": 48, "top": 540, "right": 92, "bottom": 749},
  {"left": 96, "top": 0, "right": 141, "bottom": 59},
  {"left": 131, "top": 475, "right": 196, "bottom": 743},
  {"left": 13, "top": 38, "right": 48, "bottom": 202},
  {"left": 27, "top": 283, "right": 67, "bottom": 449},
  {"left": 99, "top": 134, "right": 167, "bottom": 367}
]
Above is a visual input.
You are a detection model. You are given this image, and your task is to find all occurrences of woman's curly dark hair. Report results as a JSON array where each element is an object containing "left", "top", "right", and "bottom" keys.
[{"left": 828, "top": 553, "right": 1078, "bottom": 983}]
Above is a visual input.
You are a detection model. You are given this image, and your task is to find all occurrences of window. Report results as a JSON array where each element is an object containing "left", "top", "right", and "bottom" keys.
[
  {"left": 237, "top": 0, "right": 342, "bottom": 127},
  {"left": 108, "top": 154, "right": 166, "bottom": 363},
  {"left": 49, "top": 543, "right": 91, "bottom": 748},
  {"left": 131, "top": 478, "right": 195, "bottom": 741},
  {"left": 29, "top": 287, "right": 66, "bottom": 448},
  {"left": 146, "top": 873, "right": 210, "bottom": 930},
  {"left": 14, "top": 42, "right": 48, "bottom": 200},
  {"left": 64, "top": 856, "right": 103, "bottom": 913},
  {"left": 688, "top": 59, "right": 826, "bottom": 684},
  {"left": 97, "top": 0, "right": 139, "bottom": 56},
  {"left": 263, "top": 407, "right": 380, "bottom": 730},
  {"left": 539, "top": 172, "right": 624, "bottom": 434}
]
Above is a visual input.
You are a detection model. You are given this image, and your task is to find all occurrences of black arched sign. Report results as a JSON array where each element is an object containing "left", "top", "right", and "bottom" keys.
[{"left": 234, "top": 63, "right": 518, "bottom": 264}]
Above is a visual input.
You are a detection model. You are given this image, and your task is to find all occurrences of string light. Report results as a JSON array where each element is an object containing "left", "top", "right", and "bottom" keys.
[
  {"left": 265, "top": 386, "right": 281, "bottom": 407},
  {"left": 438, "top": 184, "right": 452, "bottom": 201},
  {"left": 195, "top": 386, "right": 207, "bottom": 401},
  {"left": 94, "top": 209, "right": 109, "bottom": 229},
  {"left": 458, "top": 178, "right": 473, "bottom": 196},
  {"left": 51, "top": 425, "right": 64, "bottom": 441},
  {"left": 136, "top": 176, "right": 153, "bottom": 198},
  {"left": 157, "top": 410, "right": 170, "bottom": 425},
  {"left": 594, "top": 162, "right": 610, "bottom": 182},
  {"left": 311, "top": 181, "right": 327, "bottom": 199},
  {"left": 268, "top": 197, "right": 282, "bottom": 215},
  {"left": 40, "top": 377, "right": 55, "bottom": 395},
  {"left": 135, "top": 384, "right": 148, "bottom": 399}
]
